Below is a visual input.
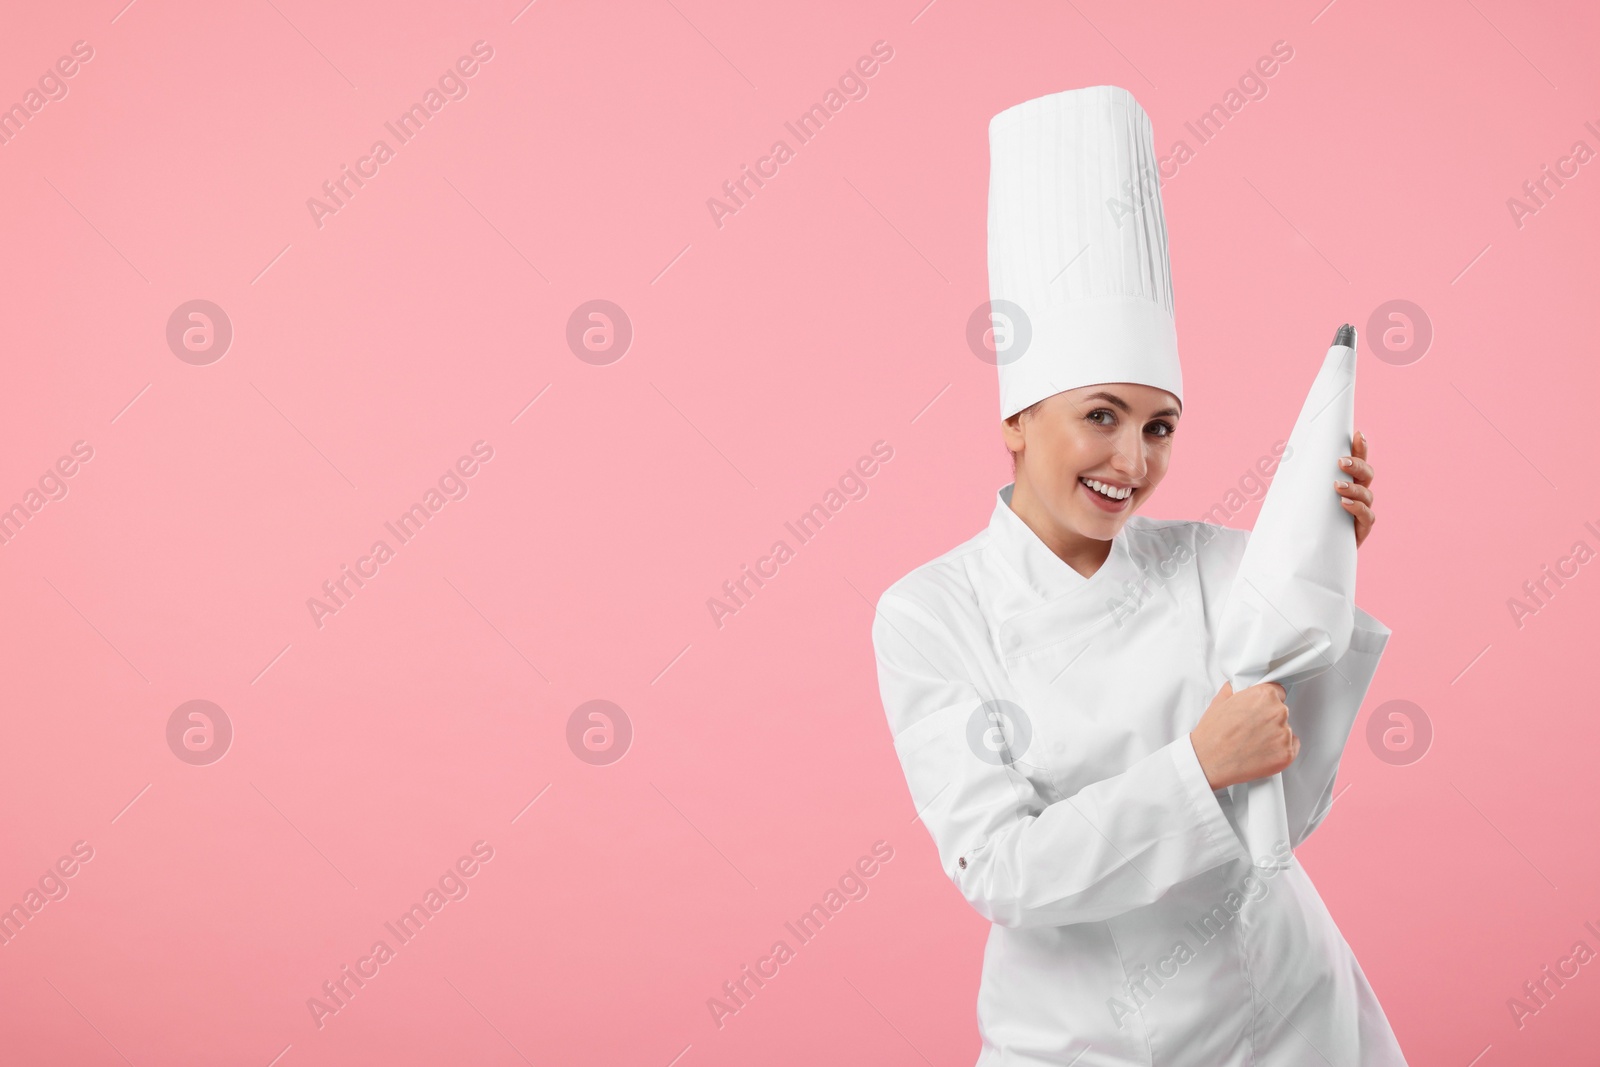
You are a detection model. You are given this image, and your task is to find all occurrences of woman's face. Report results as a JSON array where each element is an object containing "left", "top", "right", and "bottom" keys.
[{"left": 1002, "top": 382, "right": 1182, "bottom": 542}]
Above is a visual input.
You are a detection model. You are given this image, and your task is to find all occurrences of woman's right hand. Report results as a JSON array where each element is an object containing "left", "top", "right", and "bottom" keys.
[{"left": 1189, "top": 680, "right": 1298, "bottom": 791}]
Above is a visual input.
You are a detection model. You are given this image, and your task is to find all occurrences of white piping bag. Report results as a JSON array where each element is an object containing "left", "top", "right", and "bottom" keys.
[{"left": 1215, "top": 324, "right": 1361, "bottom": 870}]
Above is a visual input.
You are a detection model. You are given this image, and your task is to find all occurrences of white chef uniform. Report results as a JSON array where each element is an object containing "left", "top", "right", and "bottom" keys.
[
  {"left": 869, "top": 85, "right": 1408, "bottom": 1065},
  {"left": 872, "top": 490, "right": 1405, "bottom": 1065}
]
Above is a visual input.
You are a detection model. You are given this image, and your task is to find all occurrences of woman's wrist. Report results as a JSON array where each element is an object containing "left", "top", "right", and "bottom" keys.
[{"left": 1189, "top": 730, "right": 1222, "bottom": 791}]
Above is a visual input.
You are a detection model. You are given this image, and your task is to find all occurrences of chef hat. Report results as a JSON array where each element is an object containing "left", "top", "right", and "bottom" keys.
[{"left": 987, "top": 85, "right": 1182, "bottom": 419}]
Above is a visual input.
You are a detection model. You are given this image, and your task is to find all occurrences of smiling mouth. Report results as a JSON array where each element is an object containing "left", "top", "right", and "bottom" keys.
[{"left": 1079, "top": 476, "right": 1135, "bottom": 502}]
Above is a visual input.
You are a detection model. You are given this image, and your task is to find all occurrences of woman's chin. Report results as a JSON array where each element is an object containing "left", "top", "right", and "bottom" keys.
[
  {"left": 1060, "top": 505, "right": 1123, "bottom": 541},
  {"left": 1067, "top": 480, "right": 1140, "bottom": 531}
]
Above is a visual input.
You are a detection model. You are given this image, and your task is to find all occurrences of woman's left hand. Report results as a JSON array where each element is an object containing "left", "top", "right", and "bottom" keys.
[{"left": 1335, "top": 431, "right": 1375, "bottom": 549}]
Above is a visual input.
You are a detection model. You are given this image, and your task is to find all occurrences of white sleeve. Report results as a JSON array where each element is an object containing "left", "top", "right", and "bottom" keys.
[
  {"left": 1280, "top": 604, "right": 1392, "bottom": 847},
  {"left": 873, "top": 590, "right": 1249, "bottom": 929}
]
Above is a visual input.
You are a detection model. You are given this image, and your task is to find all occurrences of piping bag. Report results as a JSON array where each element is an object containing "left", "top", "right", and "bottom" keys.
[{"left": 1214, "top": 324, "right": 1361, "bottom": 870}]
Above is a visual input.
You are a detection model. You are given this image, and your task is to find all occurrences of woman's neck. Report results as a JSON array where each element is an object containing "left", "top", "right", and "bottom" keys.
[{"left": 1008, "top": 474, "right": 1114, "bottom": 579}]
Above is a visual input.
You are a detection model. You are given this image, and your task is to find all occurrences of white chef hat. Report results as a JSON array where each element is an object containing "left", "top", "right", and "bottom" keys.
[{"left": 987, "top": 85, "right": 1182, "bottom": 419}]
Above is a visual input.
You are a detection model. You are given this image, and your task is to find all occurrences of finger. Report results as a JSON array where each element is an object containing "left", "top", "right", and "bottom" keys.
[
  {"left": 1334, "top": 480, "right": 1374, "bottom": 505},
  {"left": 1338, "top": 454, "right": 1375, "bottom": 485},
  {"left": 1340, "top": 498, "right": 1375, "bottom": 526},
  {"left": 1342, "top": 499, "right": 1376, "bottom": 548},
  {"left": 1351, "top": 430, "right": 1368, "bottom": 460}
]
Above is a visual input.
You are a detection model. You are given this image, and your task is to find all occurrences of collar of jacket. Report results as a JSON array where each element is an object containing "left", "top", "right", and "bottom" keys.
[{"left": 987, "top": 483, "right": 1144, "bottom": 656}]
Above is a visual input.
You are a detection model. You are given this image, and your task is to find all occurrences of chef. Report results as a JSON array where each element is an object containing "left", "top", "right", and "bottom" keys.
[{"left": 870, "top": 85, "right": 1405, "bottom": 1065}]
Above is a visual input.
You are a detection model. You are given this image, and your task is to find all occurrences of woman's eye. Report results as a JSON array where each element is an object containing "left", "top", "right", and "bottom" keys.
[{"left": 1088, "top": 410, "right": 1174, "bottom": 436}]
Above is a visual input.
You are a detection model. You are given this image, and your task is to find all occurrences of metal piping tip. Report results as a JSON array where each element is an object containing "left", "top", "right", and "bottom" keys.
[{"left": 1333, "top": 324, "right": 1355, "bottom": 348}]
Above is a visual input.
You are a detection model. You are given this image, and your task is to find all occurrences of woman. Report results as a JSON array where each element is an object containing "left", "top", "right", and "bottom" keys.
[{"left": 871, "top": 87, "right": 1406, "bottom": 1065}]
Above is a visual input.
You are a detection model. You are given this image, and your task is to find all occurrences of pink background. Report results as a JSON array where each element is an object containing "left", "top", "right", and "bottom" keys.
[{"left": 1, "top": 0, "right": 1596, "bottom": 1063}]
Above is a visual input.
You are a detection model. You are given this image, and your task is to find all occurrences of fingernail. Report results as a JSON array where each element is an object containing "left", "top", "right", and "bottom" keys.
[
  {"left": 1335, "top": 480, "right": 1349, "bottom": 489},
  {"left": 1360, "top": 432, "right": 1367, "bottom": 446},
  {"left": 1339, "top": 457, "right": 1354, "bottom": 468}
]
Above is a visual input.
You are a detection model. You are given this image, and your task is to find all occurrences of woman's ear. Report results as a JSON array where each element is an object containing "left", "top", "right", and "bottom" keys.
[{"left": 1000, "top": 413, "right": 1025, "bottom": 454}]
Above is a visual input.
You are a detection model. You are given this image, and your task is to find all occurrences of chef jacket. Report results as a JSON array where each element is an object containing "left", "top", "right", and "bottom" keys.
[{"left": 872, "top": 483, "right": 1406, "bottom": 1066}]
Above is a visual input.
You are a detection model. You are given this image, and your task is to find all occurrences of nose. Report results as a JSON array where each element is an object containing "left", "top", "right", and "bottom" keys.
[{"left": 1109, "top": 427, "right": 1148, "bottom": 482}]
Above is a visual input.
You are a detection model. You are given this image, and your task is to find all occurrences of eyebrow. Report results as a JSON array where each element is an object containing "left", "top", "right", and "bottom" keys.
[{"left": 1081, "top": 391, "right": 1182, "bottom": 419}]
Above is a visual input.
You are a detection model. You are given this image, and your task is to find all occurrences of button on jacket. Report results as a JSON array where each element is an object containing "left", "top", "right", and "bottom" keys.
[{"left": 871, "top": 484, "right": 1406, "bottom": 1066}]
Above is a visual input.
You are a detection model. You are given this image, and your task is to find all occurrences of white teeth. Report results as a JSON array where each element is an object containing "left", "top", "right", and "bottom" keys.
[{"left": 1081, "top": 477, "right": 1133, "bottom": 500}]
